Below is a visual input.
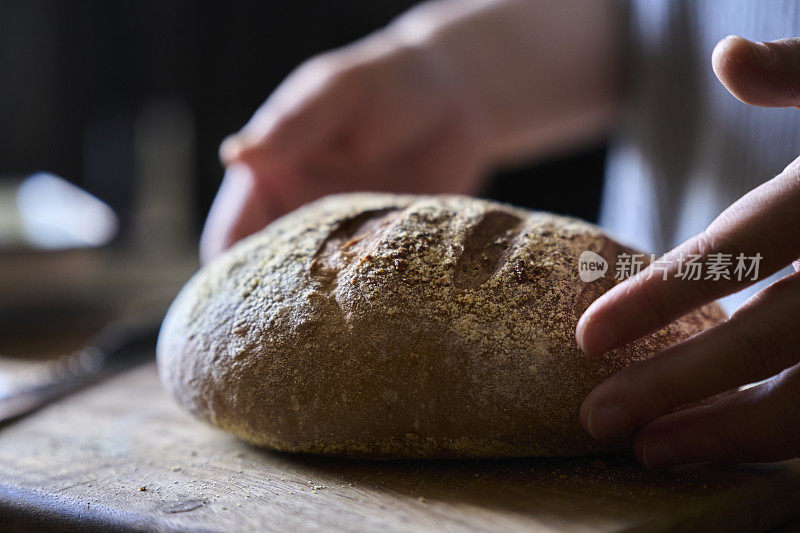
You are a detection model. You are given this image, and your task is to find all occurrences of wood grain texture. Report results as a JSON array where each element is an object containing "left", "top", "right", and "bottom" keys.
[{"left": 1, "top": 361, "right": 799, "bottom": 532}]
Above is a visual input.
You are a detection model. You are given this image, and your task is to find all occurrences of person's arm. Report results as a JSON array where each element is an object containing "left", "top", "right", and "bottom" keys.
[
  {"left": 203, "top": 0, "right": 624, "bottom": 262},
  {"left": 390, "top": 0, "right": 624, "bottom": 165}
]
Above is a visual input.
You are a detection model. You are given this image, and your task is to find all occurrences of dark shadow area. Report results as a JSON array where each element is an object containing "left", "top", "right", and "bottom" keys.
[{"left": 242, "top": 446, "right": 784, "bottom": 528}]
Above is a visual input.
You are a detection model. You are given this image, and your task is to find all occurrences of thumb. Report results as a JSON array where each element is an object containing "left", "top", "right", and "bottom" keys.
[
  {"left": 712, "top": 35, "right": 800, "bottom": 108},
  {"left": 199, "top": 165, "right": 282, "bottom": 264}
]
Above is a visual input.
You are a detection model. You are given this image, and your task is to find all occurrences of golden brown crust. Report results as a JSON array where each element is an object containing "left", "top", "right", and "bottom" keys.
[{"left": 157, "top": 193, "right": 726, "bottom": 458}]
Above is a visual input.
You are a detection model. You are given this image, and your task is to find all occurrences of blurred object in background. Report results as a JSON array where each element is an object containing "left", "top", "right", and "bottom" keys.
[
  {"left": 0, "top": 173, "right": 120, "bottom": 344},
  {"left": 0, "top": 168, "right": 193, "bottom": 332},
  {"left": 133, "top": 97, "right": 195, "bottom": 256},
  {"left": 1, "top": 173, "right": 118, "bottom": 250}
]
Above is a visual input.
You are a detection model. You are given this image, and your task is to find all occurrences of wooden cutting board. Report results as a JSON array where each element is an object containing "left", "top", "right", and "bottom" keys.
[{"left": 1, "top": 360, "right": 799, "bottom": 532}]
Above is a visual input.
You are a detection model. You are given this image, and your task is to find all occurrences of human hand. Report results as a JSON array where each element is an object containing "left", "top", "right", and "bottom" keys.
[
  {"left": 576, "top": 36, "right": 800, "bottom": 467},
  {"left": 199, "top": 29, "right": 489, "bottom": 263},
  {"left": 200, "top": 0, "right": 622, "bottom": 263}
]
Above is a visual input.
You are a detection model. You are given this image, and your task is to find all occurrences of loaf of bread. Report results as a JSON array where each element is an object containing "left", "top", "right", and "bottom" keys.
[{"left": 157, "top": 193, "right": 725, "bottom": 458}]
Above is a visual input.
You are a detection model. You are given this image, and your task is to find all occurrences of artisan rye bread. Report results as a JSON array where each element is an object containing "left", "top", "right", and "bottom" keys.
[{"left": 157, "top": 193, "right": 725, "bottom": 458}]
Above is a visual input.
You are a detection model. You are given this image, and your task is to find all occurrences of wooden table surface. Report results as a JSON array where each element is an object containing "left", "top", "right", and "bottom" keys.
[{"left": 1, "top": 359, "right": 800, "bottom": 532}]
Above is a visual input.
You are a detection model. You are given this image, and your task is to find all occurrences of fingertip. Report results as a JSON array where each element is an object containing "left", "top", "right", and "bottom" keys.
[
  {"left": 200, "top": 167, "right": 249, "bottom": 263},
  {"left": 638, "top": 440, "right": 680, "bottom": 469},
  {"left": 575, "top": 313, "right": 589, "bottom": 351},
  {"left": 712, "top": 35, "right": 738, "bottom": 78},
  {"left": 575, "top": 304, "right": 599, "bottom": 353},
  {"left": 199, "top": 164, "right": 277, "bottom": 265},
  {"left": 712, "top": 35, "right": 749, "bottom": 70},
  {"left": 712, "top": 35, "right": 760, "bottom": 100},
  {"left": 712, "top": 35, "right": 800, "bottom": 107},
  {"left": 578, "top": 402, "right": 592, "bottom": 435},
  {"left": 582, "top": 403, "right": 631, "bottom": 440},
  {"left": 579, "top": 391, "right": 601, "bottom": 437},
  {"left": 575, "top": 309, "right": 617, "bottom": 355},
  {"left": 219, "top": 135, "right": 245, "bottom": 164},
  {"left": 581, "top": 370, "right": 638, "bottom": 439}
]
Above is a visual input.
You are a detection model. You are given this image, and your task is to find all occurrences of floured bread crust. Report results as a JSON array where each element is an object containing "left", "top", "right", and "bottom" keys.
[{"left": 157, "top": 193, "right": 726, "bottom": 458}]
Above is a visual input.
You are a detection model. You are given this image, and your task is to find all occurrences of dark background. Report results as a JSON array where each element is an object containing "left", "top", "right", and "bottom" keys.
[{"left": 0, "top": 0, "right": 605, "bottom": 241}]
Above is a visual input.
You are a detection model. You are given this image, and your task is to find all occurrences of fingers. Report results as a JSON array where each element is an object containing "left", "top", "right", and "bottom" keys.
[
  {"left": 581, "top": 270, "right": 800, "bottom": 439},
  {"left": 575, "top": 34, "right": 800, "bottom": 356},
  {"left": 577, "top": 161, "right": 800, "bottom": 354},
  {"left": 220, "top": 59, "right": 357, "bottom": 172},
  {"left": 576, "top": 33, "right": 800, "bottom": 468},
  {"left": 632, "top": 365, "right": 800, "bottom": 468},
  {"left": 199, "top": 165, "right": 282, "bottom": 264},
  {"left": 712, "top": 35, "right": 800, "bottom": 107}
]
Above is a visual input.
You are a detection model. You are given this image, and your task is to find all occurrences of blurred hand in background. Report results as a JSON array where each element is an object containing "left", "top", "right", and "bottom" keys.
[
  {"left": 201, "top": 31, "right": 487, "bottom": 262},
  {"left": 200, "top": 0, "right": 621, "bottom": 262}
]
